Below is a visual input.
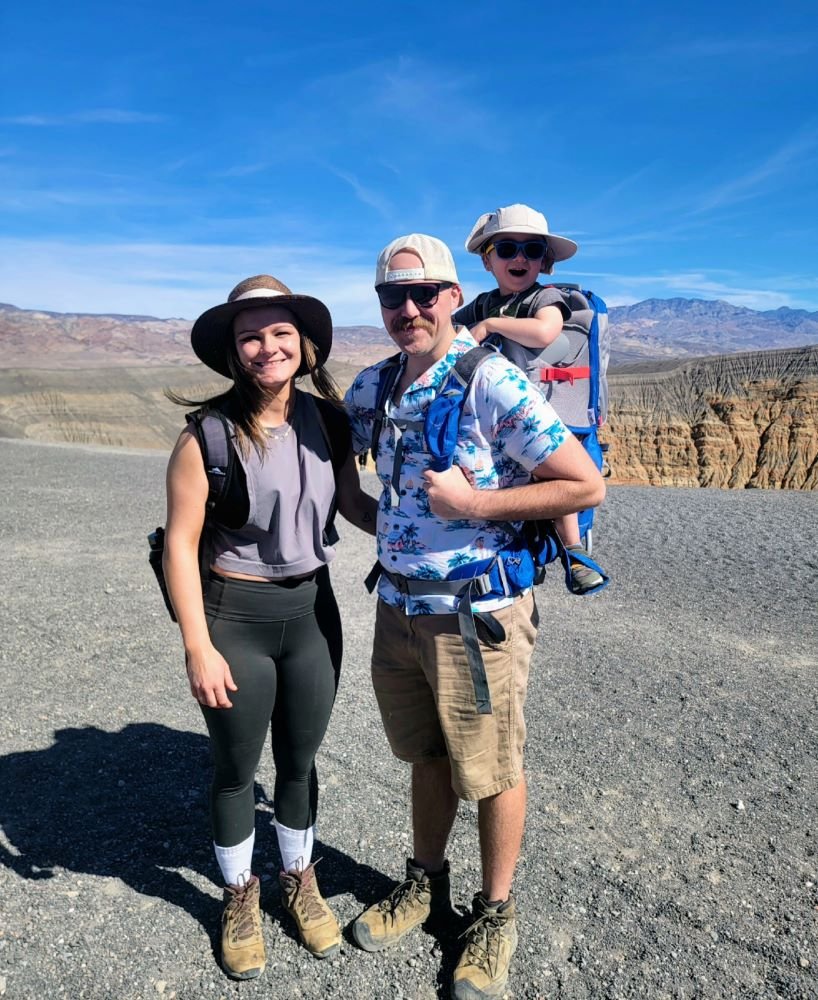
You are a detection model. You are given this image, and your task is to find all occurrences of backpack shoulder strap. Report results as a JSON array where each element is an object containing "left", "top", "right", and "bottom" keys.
[
  {"left": 449, "top": 344, "right": 495, "bottom": 385},
  {"left": 473, "top": 291, "right": 491, "bottom": 320},
  {"left": 425, "top": 346, "right": 495, "bottom": 472},
  {"left": 185, "top": 409, "right": 235, "bottom": 515},
  {"left": 311, "top": 394, "right": 351, "bottom": 478},
  {"left": 304, "top": 393, "right": 352, "bottom": 548},
  {"left": 366, "top": 353, "right": 403, "bottom": 466}
]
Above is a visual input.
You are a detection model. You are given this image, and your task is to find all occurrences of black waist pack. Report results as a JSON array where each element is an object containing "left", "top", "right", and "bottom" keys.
[{"left": 148, "top": 527, "right": 177, "bottom": 622}]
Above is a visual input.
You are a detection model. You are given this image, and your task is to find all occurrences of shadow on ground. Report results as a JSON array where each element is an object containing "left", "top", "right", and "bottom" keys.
[{"left": 0, "top": 723, "right": 388, "bottom": 944}]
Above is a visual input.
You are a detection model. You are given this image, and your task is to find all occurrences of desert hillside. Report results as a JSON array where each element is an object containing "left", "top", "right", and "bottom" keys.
[
  {"left": 604, "top": 345, "right": 818, "bottom": 489},
  {"left": 1, "top": 345, "right": 816, "bottom": 489}
]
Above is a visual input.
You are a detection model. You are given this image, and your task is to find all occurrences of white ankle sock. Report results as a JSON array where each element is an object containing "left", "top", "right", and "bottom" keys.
[
  {"left": 274, "top": 820, "right": 314, "bottom": 872},
  {"left": 214, "top": 831, "right": 255, "bottom": 886}
]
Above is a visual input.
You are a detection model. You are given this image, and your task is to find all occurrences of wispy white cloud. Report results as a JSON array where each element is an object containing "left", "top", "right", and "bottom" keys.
[
  {"left": 322, "top": 164, "right": 393, "bottom": 220},
  {"left": 693, "top": 126, "right": 818, "bottom": 214},
  {"left": 0, "top": 186, "right": 178, "bottom": 211},
  {"left": 573, "top": 267, "right": 813, "bottom": 311},
  {"left": 588, "top": 163, "right": 663, "bottom": 208},
  {"left": 0, "top": 109, "right": 167, "bottom": 126},
  {"left": 0, "top": 237, "right": 384, "bottom": 325},
  {"left": 214, "top": 162, "right": 271, "bottom": 178},
  {"left": 665, "top": 37, "right": 814, "bottom": 59}
]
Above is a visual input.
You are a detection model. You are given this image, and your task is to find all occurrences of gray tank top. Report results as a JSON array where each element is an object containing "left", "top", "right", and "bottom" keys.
[{"left": 211, "top": 391, "right": 337, "bottom": 579}]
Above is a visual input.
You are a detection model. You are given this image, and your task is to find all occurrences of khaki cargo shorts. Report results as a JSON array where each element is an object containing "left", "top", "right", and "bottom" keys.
[{"left": 371, "top": 592, "right": 538, "bottom": 801}]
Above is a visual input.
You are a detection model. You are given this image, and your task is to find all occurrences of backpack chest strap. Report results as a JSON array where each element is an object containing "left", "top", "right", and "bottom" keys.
[{"left": 539, "top": 365, "right": 591, "bottom": 384}]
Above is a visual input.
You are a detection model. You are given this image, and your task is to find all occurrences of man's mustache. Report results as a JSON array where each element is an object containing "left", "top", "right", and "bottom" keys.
[{"left": 390, "top": 318, "right": 435, "bottom": 335}]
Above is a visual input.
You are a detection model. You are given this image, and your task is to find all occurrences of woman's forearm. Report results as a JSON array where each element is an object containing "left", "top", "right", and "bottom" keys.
[{"left": 163, "top": 541, "right": 212, "bottom": 654}]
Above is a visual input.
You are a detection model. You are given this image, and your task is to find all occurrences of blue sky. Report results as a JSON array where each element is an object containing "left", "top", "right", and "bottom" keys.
[{"left": 1, "top": 0, "right": 817, "bottom": 325}]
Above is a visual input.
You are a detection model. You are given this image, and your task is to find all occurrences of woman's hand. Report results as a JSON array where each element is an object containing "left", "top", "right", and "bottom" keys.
[{"left": 185, "top": 645, "right": 238, "bottom": 709}]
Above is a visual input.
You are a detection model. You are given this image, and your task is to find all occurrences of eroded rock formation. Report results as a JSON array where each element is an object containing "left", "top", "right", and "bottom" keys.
[{"left": 604, "top": 346, "right": 818, "bottom": 489}]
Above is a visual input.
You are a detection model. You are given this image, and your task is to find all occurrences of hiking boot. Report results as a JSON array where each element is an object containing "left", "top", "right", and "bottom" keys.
[
  {"left": 451, "top": 893, "right": 518, "bottom": 999},
  {"left": 220, "top": 875, "right": 266, "bottom": 980},
  {"left": 566, "top": 544, "right": 604, "bottom": 594},
  {"left": 353, "top": 859, "right": 451, "bottom": 952},
  {"left": 279, "top": 861, "right": 341, "bottom": 959}
]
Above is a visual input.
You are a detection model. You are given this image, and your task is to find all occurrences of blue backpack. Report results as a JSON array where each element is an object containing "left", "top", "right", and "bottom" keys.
[
  {"left": 465, "top": 282, "right": 610, "bottom": 551},
  {"left": 367, "top": 342, "right": 609, "bottom": 600}
]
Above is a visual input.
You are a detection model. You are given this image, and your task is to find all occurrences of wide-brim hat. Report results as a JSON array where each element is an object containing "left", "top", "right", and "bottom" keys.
[
  {"left": 465, "top": 204, "right": 578, "bottom": 268},
  {"left": 190, "top": 274, "right": 333, "bottom": 379}
]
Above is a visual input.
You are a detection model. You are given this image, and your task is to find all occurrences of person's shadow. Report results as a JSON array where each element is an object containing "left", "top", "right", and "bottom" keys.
[{"left": 0, "top": 723, "right": 391, "bottom": 961}]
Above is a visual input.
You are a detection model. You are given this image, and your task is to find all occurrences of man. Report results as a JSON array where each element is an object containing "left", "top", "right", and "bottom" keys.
[{"left": 344, "top": 234, "right": 604, "bottom": 999}]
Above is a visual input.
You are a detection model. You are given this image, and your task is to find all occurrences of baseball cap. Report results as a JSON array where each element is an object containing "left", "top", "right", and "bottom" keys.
[{"left": 375, "top": 234, "right": 459, "bottom": 285}]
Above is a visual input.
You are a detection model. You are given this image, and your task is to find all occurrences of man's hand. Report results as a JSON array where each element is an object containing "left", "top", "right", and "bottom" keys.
[{"left": 422, "top": 466, "right": 478, "bottom": 519}]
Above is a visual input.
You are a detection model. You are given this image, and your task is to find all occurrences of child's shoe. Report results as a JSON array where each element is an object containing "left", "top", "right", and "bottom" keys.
[{"left": 566, "top": 544, "right": 604, "bottom": 594}]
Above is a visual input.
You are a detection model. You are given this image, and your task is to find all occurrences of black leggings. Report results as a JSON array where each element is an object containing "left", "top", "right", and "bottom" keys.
[{"left": 201, "top": 566, "right": 342, "bottom": 847}]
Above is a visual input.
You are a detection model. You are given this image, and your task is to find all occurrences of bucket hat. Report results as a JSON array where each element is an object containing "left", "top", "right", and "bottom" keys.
[
  {"left": 190, "top": 274, "right": 333, "bottom": 379},
  {"left": 465, "top": 204, "right": 577, "bottom": 266}
]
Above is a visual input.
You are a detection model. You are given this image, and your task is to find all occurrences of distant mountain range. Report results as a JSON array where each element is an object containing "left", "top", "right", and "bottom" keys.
[
  {"left": 1, "top": 297, "right": 817, "bottom": 371},
  {"left": 607, "top": 298, "right": 818, "bottom": 364}
]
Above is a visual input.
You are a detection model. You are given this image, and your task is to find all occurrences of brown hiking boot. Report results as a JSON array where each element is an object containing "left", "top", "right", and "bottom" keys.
[
  {"left": 220, "top": 875, "right": 266, "bottom": 980},
  {"left": 451, "top": 893, "right": 518, "bottom": 999},
  {"left": 352, "top": 859, "right": 451, "bottom": 952},
  {"left": 279, "top": 861, "right": 341, "bottom": 959}
]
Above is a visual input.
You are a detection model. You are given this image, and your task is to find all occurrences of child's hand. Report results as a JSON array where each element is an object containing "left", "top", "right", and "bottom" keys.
[{"left": 470, "top": 321, "right": 492, "bottom": 344}]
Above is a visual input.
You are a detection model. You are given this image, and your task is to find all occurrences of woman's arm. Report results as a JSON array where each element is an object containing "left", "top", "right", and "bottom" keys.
[
  {"left": 164, "top": 430, "right": 238, "bottom": 708},
  {"left": 335, "top": 451, "right": 378, "bottom": 536}
]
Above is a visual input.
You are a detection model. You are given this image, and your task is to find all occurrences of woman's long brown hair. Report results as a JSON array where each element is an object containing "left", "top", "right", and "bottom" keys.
[{"left": 166, "top": 329, "right": 342, "bottom": 458}]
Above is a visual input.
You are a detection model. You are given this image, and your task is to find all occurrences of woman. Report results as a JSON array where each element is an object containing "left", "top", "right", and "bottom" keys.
[{"left": 163, "top": 275, "right": 376, "bottom": 979}]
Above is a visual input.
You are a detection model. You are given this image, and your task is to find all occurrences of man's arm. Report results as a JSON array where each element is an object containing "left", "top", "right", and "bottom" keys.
[{"left": 423, "top": 433, "right": 605, "bottom": 521}]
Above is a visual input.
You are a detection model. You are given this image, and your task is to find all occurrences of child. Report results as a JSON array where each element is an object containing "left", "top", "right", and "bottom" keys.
[{"left": 454, "top": 203, "right": 605, "bottom": 593}]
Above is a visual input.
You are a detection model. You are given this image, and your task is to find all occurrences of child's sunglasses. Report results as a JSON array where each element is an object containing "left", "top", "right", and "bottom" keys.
[
  {"left": 484, "top": 239, "right": 548, "bottom": 261},
  {"left": 376, "top": 282, "right": 453, "bottom": 310}
]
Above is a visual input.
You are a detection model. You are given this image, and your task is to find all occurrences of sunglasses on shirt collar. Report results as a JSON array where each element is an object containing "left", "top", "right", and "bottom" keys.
[
  {"left": 483, "top": 239, "right": 548, "bottom": 261},
  {"left": 375, "top": 281, "right": 453, "bottom": 310}
]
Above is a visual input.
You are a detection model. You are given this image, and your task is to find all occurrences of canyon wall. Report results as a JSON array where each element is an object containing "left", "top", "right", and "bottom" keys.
[
  {"left": 603, "top": 346, "right": 818, "bottom": 489},
  {"left": 1, "top": 346, "right": 816, "bottom": 490}
]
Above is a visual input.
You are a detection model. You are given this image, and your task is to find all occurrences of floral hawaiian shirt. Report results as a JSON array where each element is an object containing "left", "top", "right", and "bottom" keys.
[{"left": 344, "top": 327, "right": 568, "bottom": 614}]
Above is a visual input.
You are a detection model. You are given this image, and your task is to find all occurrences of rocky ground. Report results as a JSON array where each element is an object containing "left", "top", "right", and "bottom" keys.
[{"left": 0, "top": 439, "right": 816, "bottom": 1000}]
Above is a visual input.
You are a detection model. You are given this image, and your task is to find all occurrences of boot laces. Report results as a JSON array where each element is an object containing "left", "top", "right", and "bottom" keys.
[
  {"left": 286, "top": 859, "right": 329, "bottom": 923},
  {"left": 460, "top": 910, "right": 505, "bottom": 975},
  {"left": 225, "top": 881, "right": 259, "bottom": 943},
  {"left": 378, "top": 877, "right": 426, "bottom": 919}
]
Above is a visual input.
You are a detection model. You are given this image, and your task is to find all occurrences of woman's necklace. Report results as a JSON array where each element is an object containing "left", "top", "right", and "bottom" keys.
[{"left": 263, "top": 422, "right": 292, "bottom": 442}]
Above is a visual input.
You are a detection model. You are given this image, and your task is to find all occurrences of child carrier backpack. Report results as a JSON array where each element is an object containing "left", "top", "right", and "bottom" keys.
[
  {"left": 468, "top": 282, "right": 610, "bottom": 551},
  {"left": 362, "top": 346, "right": 608, "bottom": 716},
  {"left": 148, "top": 395, "right": 349, "bottom": 622}
]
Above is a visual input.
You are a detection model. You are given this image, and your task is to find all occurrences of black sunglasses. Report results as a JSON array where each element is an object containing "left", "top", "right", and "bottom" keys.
[
  {"left": 484, "top": 239, "right": 548, "bottom": 261},
  {"left": 376, "top": 282, "right": 453, "bottom": 310}
]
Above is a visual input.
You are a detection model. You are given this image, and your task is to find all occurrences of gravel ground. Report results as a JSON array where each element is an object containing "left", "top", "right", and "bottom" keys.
[{"left": 0, "top": 438, "right": 816, "bottom": 1000}]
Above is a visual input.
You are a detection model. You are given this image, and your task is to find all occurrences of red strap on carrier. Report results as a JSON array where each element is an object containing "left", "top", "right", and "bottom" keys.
[{"left": 538, "top": 366, "right": 591, "bottom": 385}]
